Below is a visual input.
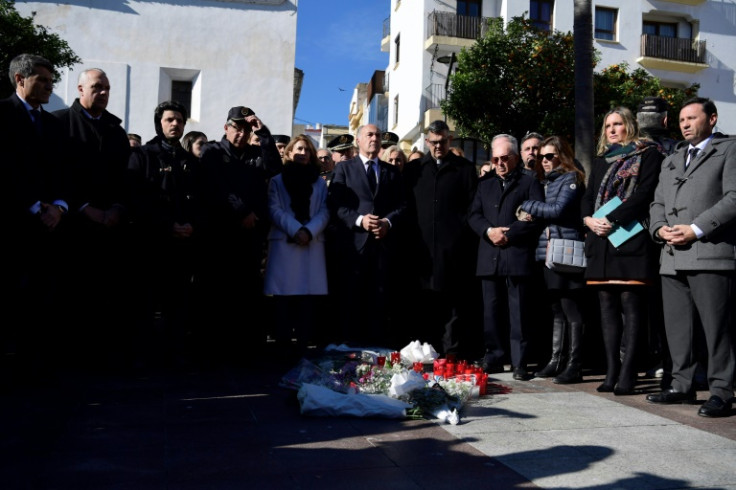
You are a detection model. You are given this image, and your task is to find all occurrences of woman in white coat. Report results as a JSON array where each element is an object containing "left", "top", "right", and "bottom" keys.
[{"left": 263, "top": 135, "right": 330, "bottom": 359}]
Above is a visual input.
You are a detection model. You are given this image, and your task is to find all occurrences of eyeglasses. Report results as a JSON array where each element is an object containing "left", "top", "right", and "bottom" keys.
[
  {"left": 427, "top": 138, "right": 448, "bottom": 146},
  {"left": 540, "top": 153, "right": 558, "bottom": 161},
  {"left": 227, "top": 123, "right": 249, "bottom": 134},
  {"left": 491, "top": 154, "right": 512, "bottom": 164}
]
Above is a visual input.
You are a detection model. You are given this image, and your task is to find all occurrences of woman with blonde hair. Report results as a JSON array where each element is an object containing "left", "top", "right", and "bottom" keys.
[
  {"left": 520, "top": 136, "right": 586, "bottom": 383},
  {"left": 263, "top": 135, "right": 330, "bottom": 359},
  {"left": 581, "top": 106, "right": 663, "bottom": 395}
]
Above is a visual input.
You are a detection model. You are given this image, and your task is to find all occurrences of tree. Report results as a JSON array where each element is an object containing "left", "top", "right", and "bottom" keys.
[
  {"left": 442, "top": 15, "right": 576, "bottom": 145},
  {"left": 0, "top": 0, "right": 80, "bottom": 96},
  {"left": 573, "top": 0, "right": 594, "bottom": 179},
  {"left": 593, "top": 62, "right": 699, "bottom": 140}
]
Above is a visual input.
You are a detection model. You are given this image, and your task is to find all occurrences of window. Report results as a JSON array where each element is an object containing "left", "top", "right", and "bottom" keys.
[
  {"left": 530, "top": 0, "right": 553, "bottom": 31},
  {"left": 171, "top": 81, "right": 192, "bottom": 117},
  {"left": 394, "top": 34, "right": 400, "bottom": 65},
  {"left": 643, "top": 21, "right": 677, "bottom": 38},
  {"left": 457, "top": 0, "right": 482, "bottom": 17},
  {"left": 595, "top": 7, "right": 617, "bottom": 41}
]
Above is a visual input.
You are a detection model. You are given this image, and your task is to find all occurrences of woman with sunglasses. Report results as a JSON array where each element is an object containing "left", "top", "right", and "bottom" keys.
[
  {"left": 519, "top": 136, "right": 587, "bottom": 384},
  {"left": 581, "top": 106, "right": 664, "bottom": 395}
]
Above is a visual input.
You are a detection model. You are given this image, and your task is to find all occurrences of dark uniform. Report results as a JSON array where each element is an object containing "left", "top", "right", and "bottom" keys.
[{"left": 198, "top": 116, "right": 282, "bottom": 364}]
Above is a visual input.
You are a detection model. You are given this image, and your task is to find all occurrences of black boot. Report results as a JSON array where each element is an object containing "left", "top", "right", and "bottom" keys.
[
  {"left": 534, "top": 318, "right": 566, "bottom": 378},
  {"left": 614, "top": 293, "right": 644, "bottom": 396},
  {"left": 554, "top": 322, "right": 583, "bottom": 384}
]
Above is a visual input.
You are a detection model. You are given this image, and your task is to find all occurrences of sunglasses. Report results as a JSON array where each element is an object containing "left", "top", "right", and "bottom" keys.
[
  {"left": 491, "top": 154, "right": 511, "bottom": 164},
  {"left": 540, "top": 153, "right": 558, "bottom": 161}
]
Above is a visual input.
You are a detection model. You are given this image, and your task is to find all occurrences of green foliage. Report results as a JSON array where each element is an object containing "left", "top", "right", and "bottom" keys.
[
  {"left": 0, "top": 0, "right": 80, "bottom": 96},
  {"left": 442, "top": 15, "right": 576, "bottom": 146},
  {"left": 592, "top": 62, "right": 699, "bottom": 139}
]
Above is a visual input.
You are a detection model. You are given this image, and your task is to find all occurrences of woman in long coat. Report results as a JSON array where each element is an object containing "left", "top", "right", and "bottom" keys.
[
  {"left": 263, "top": 135, "right": 329, "bottom": 358},
  {"left": 581, "top": 106, "right": 663, "bottom": 395}
]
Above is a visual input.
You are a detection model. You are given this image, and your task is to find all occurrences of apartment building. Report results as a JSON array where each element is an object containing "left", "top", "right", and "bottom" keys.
[
  {"left": 14, "top": 0, "right": 297, "bottom": 141},
  {"left": 370, "top": 0, "right": 735, "bottom": 162}
]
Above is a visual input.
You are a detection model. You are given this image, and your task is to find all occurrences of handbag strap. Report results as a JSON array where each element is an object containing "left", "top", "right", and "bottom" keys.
[{"left": 546, "top": 225, "right": 563, "bottom": 239}]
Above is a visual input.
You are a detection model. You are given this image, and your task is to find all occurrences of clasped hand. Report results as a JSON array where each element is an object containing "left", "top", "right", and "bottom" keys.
[
  {"left": 362, "top": 213, "right": 388, "bottom": 239},
  {"left": 488, "top": 226, "right": 509, "bottom": 246},
  {"left": 658, "top": 224, "right": 696, "bottom": 246}
]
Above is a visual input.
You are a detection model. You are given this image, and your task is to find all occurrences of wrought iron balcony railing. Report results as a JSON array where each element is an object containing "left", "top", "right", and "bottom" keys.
[
  {"left": 640, "top": 34, "right": 706, "bottom": 64},
  {"left": 426, "top": 10, "right": 491, "bottom": 41}
]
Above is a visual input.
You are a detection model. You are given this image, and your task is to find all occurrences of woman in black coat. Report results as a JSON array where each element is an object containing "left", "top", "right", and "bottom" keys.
[
  {"left": 520, "top": 136, "right": 587, "bottom": 384},
  {"left": 581, "top": 106, "right": 663, "bottom": 395}
]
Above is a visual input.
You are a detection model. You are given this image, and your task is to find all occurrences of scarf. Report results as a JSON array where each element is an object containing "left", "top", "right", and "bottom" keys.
[
  {"left": 594, "top": 141, "right": 653, "bottom": 212},
  {"left": 282, "top": 161, "right": 319, "bottom": 224}
]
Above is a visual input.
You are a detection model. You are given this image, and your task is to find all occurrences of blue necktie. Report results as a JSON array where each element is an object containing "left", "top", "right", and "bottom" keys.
[
  {"left": 30, "top": 109, "right": 43, "bottom": 135},
  {"left": 685, "top": 147, "right": 699, "bottom": 169},
  {"left": 366, "top": 160, "right": 377, "bottom": 194}
]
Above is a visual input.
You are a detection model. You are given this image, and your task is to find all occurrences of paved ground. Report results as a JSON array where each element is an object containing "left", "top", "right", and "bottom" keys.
[{"left": 1, "top": 350, "right": 734, "bottom": 490}]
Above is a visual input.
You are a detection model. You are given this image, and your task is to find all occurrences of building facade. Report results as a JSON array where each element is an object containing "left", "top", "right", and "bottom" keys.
[
  {"left": 14, "top": 0, "right": 297, "bottom": 142},
  {"left": 375, "top": 0, "right": 734, "bottom": 162}
]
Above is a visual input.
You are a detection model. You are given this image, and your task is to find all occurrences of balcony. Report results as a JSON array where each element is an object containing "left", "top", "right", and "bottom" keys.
[
  {"left": 381, "top": 17, "right": 390, "bottom": 53},
  {"left": 421, "top": 83, "right": 455, "bottom": 131},
  {"left": 425, "top": 11, "right": 491, "bottom": 54},
  {"left": 638, "top": 34, "right": 708, "bottom": 73}
]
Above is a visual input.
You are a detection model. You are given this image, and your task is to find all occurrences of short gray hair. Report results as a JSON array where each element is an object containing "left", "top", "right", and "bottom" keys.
[
  {"left": 492, "top": 133, "right": 519, "bottom": 155},
  {"left": 8, "top": 53, "right": 54, "bottom": 88},
  {"left": 78, "top": 67, "right": 106, "bottom": 85}
]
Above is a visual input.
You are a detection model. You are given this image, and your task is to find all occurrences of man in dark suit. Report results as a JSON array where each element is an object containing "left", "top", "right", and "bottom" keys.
[
  {"left": 1, "top": 53, "right": 71, "bottom": 382},
  {"left": 647, "top": 97, "right": 736, "bottom": 417},
  {"left": 468, "top": 134, "right": 545, "bottom": 380},
  {"left": 327, "top": 124, "right": 406, "bottom": 346},
  {"left": 53, "top": 68, "right": 133, "bottom": 369},
  {"left": 403, "top": 120, "right": 480, "bottom": 359}
]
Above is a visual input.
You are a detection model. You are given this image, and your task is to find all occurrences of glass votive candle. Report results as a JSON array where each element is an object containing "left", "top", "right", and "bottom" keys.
[
  {"left": 390, "top": 351, "right": 401, "bottom": 365},
  {"left": 413, "top": 361, "right": 424, "bottom": 373},
  {"left": 376, "top": 355, "right": 386, "bottom": 367},
  {"left": 445, "top": 363, "right": 456, "bottom": 377},
  {"left": 446, "top": 353, "right": 457, "bottom": 362}
]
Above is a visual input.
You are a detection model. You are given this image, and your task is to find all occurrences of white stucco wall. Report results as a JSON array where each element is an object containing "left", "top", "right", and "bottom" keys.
[
  {"left": 15, "top": 0, "right": 297, "bottom": 141},
  {"left": 383, "top": 0, "right": 735, "bottom": 142}
]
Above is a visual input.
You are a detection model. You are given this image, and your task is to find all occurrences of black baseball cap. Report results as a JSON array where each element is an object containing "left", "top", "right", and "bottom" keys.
[
  {"left": 228, "top": 106, "right": 255, "bottom": 122},
  {"left": 638, "top": 97, "right": 669, "bottom": 114}
]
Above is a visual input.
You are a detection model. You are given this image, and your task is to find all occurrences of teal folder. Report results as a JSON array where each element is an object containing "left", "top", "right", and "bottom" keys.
[{"left": 592, "top": 196, "right": 644, "bottom": 248}]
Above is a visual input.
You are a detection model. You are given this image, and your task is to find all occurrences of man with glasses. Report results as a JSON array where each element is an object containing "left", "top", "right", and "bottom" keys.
[
  {"left": 468, "top": 134, "right": 544, "bottom": 380},
  {"left": 316, "top": 147, "right": 335, "bottom": 185},
  {"left": 197, "top": 106, "right": 281, "bottom": 366},
  {"left": 402, "top": 120, "right": 480, "bottom": 359}
]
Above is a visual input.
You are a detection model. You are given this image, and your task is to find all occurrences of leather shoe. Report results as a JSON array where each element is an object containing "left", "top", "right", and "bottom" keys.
[
  {"left": 481, "top": 356, "right": 504, "bottom": 374},
  {"left": 596, "top": 383, "right": 614, "bottom": 393},
  {"left": 613, "top": 384, "right": 636, "bottom": 396},
  {"left": 512, "top": 367, "right": 529, "bottom": 381},
  {"left": 698, "top": 395, "right": 733, "bottom": 418},
  {"left": 646, "top": 387, "right": 696, "bottom": 405}
]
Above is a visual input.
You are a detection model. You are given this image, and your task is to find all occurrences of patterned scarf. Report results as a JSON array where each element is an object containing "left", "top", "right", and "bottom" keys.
[{"left": 594, "top": 141, "right": 654, "bottom": 212}]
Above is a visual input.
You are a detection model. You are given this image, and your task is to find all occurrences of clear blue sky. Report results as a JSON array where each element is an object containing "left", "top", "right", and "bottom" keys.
[{"left": 294, "top": 0, "right": 390, "bottom": 127}]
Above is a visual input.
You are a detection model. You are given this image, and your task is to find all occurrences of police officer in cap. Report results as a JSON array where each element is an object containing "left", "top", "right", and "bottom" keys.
[
  {"left": 272, "top": 134, "right": 290, "bottom": 160},
  {"left": 327, "top": 133, "right": 354, "bottom": 162},
  {"left": 379, "top": 131, "right": 399, "bottom": 161}
]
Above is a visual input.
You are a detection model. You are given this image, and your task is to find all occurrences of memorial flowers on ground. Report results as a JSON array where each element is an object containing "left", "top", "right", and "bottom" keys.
[{"left": 280, "top": 342, "right": 491, "bottom": 424}]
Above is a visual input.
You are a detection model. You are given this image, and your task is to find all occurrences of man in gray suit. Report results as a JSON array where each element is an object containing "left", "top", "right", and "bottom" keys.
[{"left": 647, "top": 97, "right": 736, "bottom": 417}]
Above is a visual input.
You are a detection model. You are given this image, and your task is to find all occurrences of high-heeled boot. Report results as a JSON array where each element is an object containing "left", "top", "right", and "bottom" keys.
[
  {"left": 614, "top": 310, "right": 642, "bottom": 396},
  {"left": 597, "top": 313, "right": 621, "bottom": 393},
  {"left": 534, "top": 318, "right": 566, "bottom": 378},
  {"left": 554, "top": 322, "right": 583, "bottom": 384}
]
